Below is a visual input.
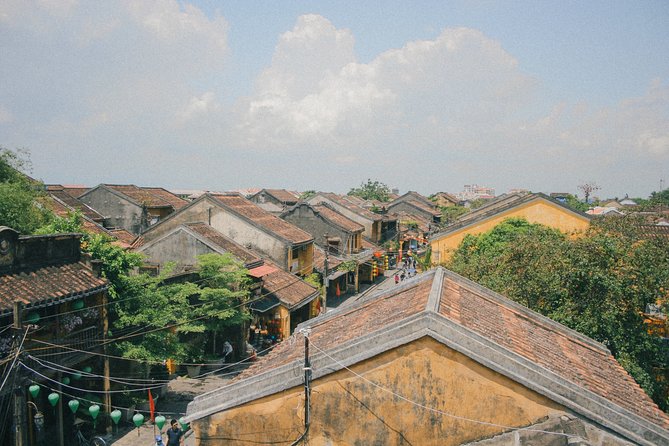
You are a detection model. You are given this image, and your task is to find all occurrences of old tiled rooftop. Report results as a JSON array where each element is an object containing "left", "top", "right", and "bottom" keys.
[
  {"left": 210, "top": 193, "right": 313, "bottom": 245},
  {"left": 47, "top": 189, "right": 105, "bottom": 221},
  {"left": 262, "top": 189, "right": 300, "bottom": 204},
  {"left": 260, "top": 263, "right": 319, "bottom": 309},
  {"left": 185, "top": 223, "right": 261, "bottom": 265},
  {"left": 313, "top": 204, "right": 365, "bottom": 233},
  {"left": 230, "top": 267, "right": 669, "bottom": 431},
  {"left": 0, "top": 262, "right": 108, "bottom": 314},
  {"left": 105, "top": 184, "right": 187, "bottom": 209}
]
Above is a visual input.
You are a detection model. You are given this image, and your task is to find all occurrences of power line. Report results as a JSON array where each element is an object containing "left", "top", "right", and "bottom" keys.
[
  {"left": 0, "top": 325, "right": 30, "bottom": 393},
  {"left": 306, "top": 336, "right": 578, "bottom": 439}
]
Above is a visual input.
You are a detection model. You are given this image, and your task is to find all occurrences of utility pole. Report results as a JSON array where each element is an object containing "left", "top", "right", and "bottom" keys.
[
  {"left": 13, "top": 302, "right": 25, "bottom": 446},
  {"left": 102, "top": 289, "right": 112, "bottom": 435},
  {"left": 302, "top": 329, "right": 312, "bottom": 439},
  {"left": 323, "top": 245, "right": 329, "bottom": 315}
]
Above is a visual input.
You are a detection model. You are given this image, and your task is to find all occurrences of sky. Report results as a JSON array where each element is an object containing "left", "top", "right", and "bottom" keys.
[{"left": 1, "top": 1, "right": 668, "bottom": 199}]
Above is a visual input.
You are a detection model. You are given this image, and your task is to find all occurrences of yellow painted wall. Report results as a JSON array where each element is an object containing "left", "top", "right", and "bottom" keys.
[
  {"left": 431, "top": 199, "right": 590, "bottom": 263},
  {"left": 193, "top": 337, "right": 566, "bottom": 446},
  {"left": 288, "top": 244, "right": 314, "bottom": 276}
]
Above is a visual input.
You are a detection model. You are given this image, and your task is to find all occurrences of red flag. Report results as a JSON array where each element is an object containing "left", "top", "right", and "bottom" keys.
[
  {"left": 335, "top": 282, "right": 341, "bottom": 297},
  {"left": 148, "top": 390, "right": 155, "bottom": 422}
]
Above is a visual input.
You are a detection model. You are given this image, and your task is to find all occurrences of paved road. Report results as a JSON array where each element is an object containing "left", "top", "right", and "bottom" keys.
[{"left": 110, "top": 374, "right": 234, "bottom": 446}]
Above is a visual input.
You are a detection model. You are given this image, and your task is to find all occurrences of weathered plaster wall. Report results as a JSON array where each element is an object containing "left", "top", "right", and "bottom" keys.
[
  {"left": 80, "top": 188, "right": 144, "bottom": 234},
  {"left": 307, "top": 196, "right": 374, "bottom": 240},
  {"left": 431, "top": 200, "right": 590, "bottom": 262},
  {"left": 138, "top": 228, "right": 216, "bottom": 267},
  {"left": 140, "top": 198, "right": 290, "bottom": 270},
  {"left": 194, "top": 337, "right": 569, "bottom": 446},
  {"left": 209, "top": 210, "right": 288, "bottom": 270},
  {"left": 283, "top": 205, "right": 350, "bottom": 252}
]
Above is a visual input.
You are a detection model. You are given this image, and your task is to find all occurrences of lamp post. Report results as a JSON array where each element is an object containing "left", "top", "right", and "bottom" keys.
[{"left": 27, "top": 401, "right": 44, "bottom": 446}]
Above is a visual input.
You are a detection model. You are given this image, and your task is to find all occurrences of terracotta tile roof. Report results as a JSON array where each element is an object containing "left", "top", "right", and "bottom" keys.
[
  {"left": 107, "top": 229, "right": 137, "bottom": 245},
  {"left": 104, "top": 185, "right": 188, "bottom": 209},
  {"left": 236, "top": 278, "right": 432, "bottom": 380},
  {"left": 313, "top": 205, "right": 364, "bottom": 233},
  {"left": 312, "top": 245, "right": 343, "bottom": 273},
  {"left": 259, "top": 262, "right": 318, "bottom": 309},
  {"left": 184, "top": 223, "right": 262, "bottom": 265},
  {"left": 230, "top": 268, "right": 669, "bottom": 435},
  {"left": 390, "top": 199, "right": 441, "bottom": 217},
  {"left": 0, "top": 262, "right": 108, "bottom": 313},
  {"left": 46, "top": 184, "right": 90, "bottom": 198},
  {"left": 42, "top": 195, "right": 113, "bottom": 239},
  {"left": 47, "top": 189, "right": 105, "bottom": 222},
  {"left": 261, "top": 189, "right": 300, "bottom": 204},
  {"left": 141, "top": 187, "right": 189, "bottom": 210},
  {"left": 210, "top": 194, "right": 313, "bottom": 245},
  {"left": 436, "top": 271, "right": 669, "bottom": 430},
  {"left": 316, "top": 193, "right": 384, "bottom": 222}
]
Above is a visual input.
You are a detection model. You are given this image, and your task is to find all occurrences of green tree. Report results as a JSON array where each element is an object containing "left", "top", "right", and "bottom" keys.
[
  {"left": 448, "top": 217, "right": 669, "bottom": 409},
  {"left": 299, "top": 190, "right": 316, "bottom": 201},
  {"left": 348, "top": 179, "right": 391, "bottom": 202},
  {"left": 440, "top": 205, "right": 469, "bottom": 224},
  {"left": 0, "top": 148, "right": 51, "bottom": 233},
  {"left": 114, "top": 253, "right": 251, "bottom": 363}
]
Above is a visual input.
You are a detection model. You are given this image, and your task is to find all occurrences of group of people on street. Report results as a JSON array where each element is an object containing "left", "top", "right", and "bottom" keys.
[
  {"left": 394, "top": 256, "right": 418, "bottom": 285},
  {"left": 155, "top": 419, "right": 185, "bottom": 445}
]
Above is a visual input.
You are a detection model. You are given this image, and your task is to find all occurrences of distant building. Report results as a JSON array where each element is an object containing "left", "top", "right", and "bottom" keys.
[{"left": 458, "top": 184, "right": 495, "bottom": 201}]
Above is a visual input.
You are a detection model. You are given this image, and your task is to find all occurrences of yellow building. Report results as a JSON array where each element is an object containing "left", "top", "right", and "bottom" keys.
[
  {"left": 185, "top": 268, "right": 669, "bottom": 446},
  {"left": 430, "top": 193, "right": 590, "bottom": 263}
]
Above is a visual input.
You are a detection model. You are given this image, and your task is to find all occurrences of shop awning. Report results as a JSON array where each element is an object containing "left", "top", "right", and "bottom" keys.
[{"left": 247, "top": 264, "right": 279, "bottom": 278}]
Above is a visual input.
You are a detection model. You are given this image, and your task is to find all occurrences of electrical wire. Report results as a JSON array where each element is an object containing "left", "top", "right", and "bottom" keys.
[
  {"left": 0, "top": 326, "right": 30, "bottom": 393},
  {"left": 19, "top": 361, "right": 165, "bottom": 395},
  {"left": 305, "top": 335, "right": 578, "bottom": 439},
  {"left": 24, "top": 264, "right": 315, "bottom": 356}
]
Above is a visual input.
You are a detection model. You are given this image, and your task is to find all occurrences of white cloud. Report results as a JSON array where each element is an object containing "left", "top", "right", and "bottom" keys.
[
  {"left": 234, "top": 19, "right": 535, "bottom": 152},
  {"left": 176, "top": 92, "right": 220, "bottom": 123},
  {"left": 1, "top": 8, "right": 667, "bottom": 197}
]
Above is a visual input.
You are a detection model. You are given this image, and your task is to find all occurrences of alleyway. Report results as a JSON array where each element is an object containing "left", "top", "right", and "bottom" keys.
[{"left": 110, "top": 372, "right": 241, "bottom": 446}]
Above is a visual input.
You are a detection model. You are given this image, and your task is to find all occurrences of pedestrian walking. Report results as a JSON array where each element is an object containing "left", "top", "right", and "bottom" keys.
[
  {"left": 394, "top": 273, "right": 399, "bottom": 285},
  {"left": 223, "top": 340, "right": 233, "bottom": 363},
  {"left": 166, "top": 419, "right": 184, "bottom": 446}
]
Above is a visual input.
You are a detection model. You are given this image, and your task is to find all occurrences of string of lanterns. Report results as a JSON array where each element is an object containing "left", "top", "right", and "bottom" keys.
[{"left": 25, "top": 383, "right": 190, "bottom": 435}]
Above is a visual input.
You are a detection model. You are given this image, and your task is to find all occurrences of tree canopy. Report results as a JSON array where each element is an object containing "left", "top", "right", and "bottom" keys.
[
  {"left": 348, "top": 179, "right": 391, "bottom": 202},
  {"left": 448, "top": 217, "right": 669, "bottom": 409},
  {"left": 0, "top": 147, "right": 51, "bottom": 233}
]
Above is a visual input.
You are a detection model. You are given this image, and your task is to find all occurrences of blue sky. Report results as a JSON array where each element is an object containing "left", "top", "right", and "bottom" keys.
[{"left": 1, "top": 1, "right": 667, "bottom": 198}]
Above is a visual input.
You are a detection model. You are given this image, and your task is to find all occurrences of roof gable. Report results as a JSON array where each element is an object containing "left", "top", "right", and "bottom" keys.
[
  {"left": 210, "top": 193, "right": 313, "bottom": 245},
  {"left": 432, "top": 193, "right": 590, "bottom": 240},
  {"left": 187, "top": 268, "right": 669, "bottom": 445}
]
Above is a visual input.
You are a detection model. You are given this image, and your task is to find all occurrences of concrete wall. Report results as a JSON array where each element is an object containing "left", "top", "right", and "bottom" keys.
[
  {"left": 209, "top": 209, "right": 289, "bottom": 270},
  {"left": 431, "top": 200, "right": 590, "bottom": 263},
  {"left": 140, "top": 197, "right": 291, "bottom": 270},
  {"left": 138, "top": 228, "right": 217, "bottom": 267},
  {"left": 282, "top": 205, "right": 354, "bottom": 255},
  {"left": 80, "top": 187, "right": 145, "bottom": 234},
  {"left": 194, "top": 337, "right": 580, "bottom": 446}
]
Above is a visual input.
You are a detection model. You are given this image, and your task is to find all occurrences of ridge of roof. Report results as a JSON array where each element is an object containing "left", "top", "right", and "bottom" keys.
[
  {"left": 186, "top": 267, "right": 669, "bottom": 444},
  {"left": 209, "top": 193, "right": 313, "bottom": 245},
  {"left": 431, "top": 193, "right": 590, "bottom": 240}
]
